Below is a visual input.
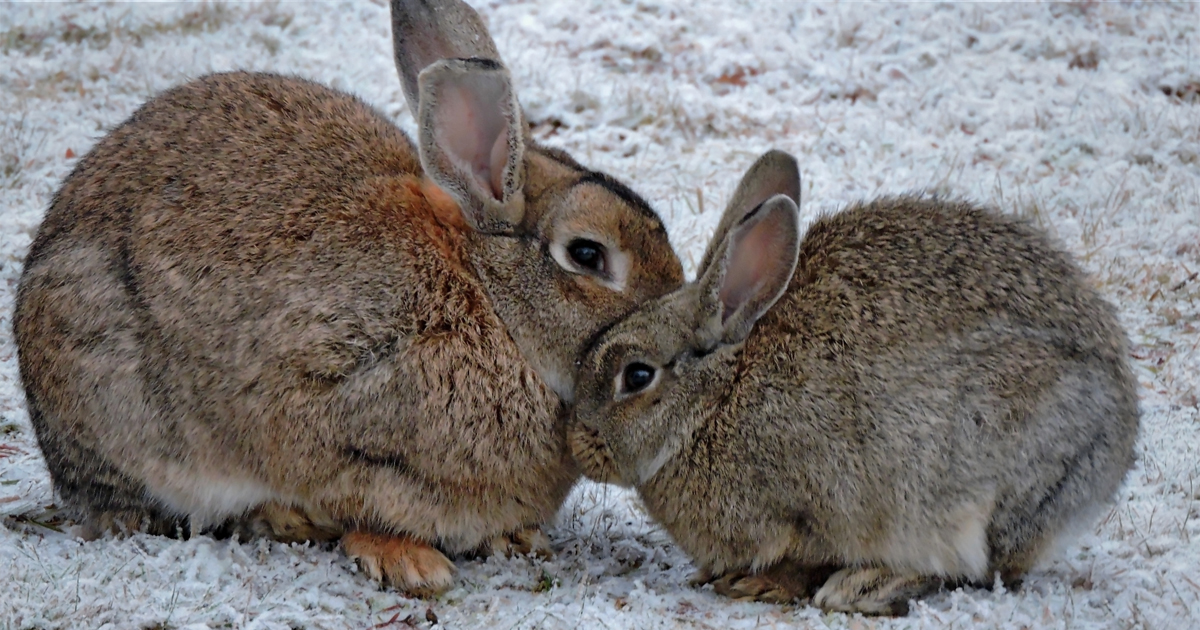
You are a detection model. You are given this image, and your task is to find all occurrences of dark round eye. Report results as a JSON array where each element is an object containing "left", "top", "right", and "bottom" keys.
[
  {"left": 567, "top": 239, "right": 605, "bottom": 272},
  {"left": 622, "top": 362, "right": 656, "bottom": 393}
]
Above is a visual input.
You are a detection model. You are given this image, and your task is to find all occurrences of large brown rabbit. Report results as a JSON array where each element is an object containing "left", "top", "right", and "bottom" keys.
[
  {"left": 14, "top": 0, "right": 682, "bottom": 596},
  {"left": 569, "top": 150, "right": 1139, "bottom": 615}
]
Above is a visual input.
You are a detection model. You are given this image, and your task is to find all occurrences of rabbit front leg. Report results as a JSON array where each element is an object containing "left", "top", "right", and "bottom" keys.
[
  {"left": 813, "top": 566, "right": 944, "bottom": 616},
  {"left": 342, "top": 530, "right": 456, "bottom": 597}
]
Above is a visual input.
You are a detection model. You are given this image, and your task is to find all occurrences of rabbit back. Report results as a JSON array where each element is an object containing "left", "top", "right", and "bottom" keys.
[
  {"left": 621, "top": 195, "right": 1137, "bottom": 581},
  {"left": 736, "top": 196, "right": 1137, "bottom": 578}
]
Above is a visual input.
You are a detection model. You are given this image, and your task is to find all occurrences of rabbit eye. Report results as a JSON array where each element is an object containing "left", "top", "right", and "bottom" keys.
[
  {"left": 622, "top": 362, "right": 656, "bottom": 393},
  {"left": 567, "top": 239, "right": 606, "bottom": 273}
]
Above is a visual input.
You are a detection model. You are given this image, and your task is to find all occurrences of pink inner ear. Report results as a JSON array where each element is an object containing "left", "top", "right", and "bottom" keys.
[
  {"left": 436, "top": 82, "right": 508, "bottom": 203},
  {"left": 719, "top": 212, "right": 790, "bottom": 322},
  {"left": 488, "top": 127, "right": 508, "bottom": 200}
]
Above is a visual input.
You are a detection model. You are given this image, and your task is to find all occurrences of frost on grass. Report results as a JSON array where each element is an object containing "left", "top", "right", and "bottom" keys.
[{"left": 2, "top": 1, "right": 1200, "bottom": 629}]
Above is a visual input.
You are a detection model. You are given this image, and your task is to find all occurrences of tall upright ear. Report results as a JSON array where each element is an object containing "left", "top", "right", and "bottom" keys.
[
  {"left": 417, "top": 58, "right": 526, "bottom": 234},
  {"left": 697, "top": 150, "right": 801, "bottom": 277},
  {"left": 391, "top": 0, "right": 503, "bottom": 117},
  {"left": 696, "top": 194, "right": 800, "bottom": 345}
]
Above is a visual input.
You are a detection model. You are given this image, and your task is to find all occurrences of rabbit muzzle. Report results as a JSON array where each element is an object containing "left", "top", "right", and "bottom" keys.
[{"left": 566, "top": 423, "right": 631, "bottom": 488}]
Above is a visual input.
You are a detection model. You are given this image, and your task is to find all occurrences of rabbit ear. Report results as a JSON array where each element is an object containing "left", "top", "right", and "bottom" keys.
[
  {"left": 417, "top": 58, "right": 525, "bottom": 233},
  {"left": 698, "top": 150, "right": 801, "bottom": 277},
  {"left": 390, "top": 0, "right": 503, "bottom": 118},
  {"left": 697, "top": 194, "right": 800, "bottom": 345}
]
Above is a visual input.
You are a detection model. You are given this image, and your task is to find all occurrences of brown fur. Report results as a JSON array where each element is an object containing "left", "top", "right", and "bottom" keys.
[
  {"left": 342, "top": 531, "right": 455, "bottom": 598},
  {"left": 569, "top": 150, "right": 1139, "bottom": 615},
  {"left": 15, "top": 0, "right": 682, "bottom": 597}
]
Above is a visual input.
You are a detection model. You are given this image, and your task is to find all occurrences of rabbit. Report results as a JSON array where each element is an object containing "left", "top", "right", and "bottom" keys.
[
  {"left": 13, "top": 0, "right": 684, "bottom": 597},
  {"left": 567, "top": 150, "right": 1139, "bottom": 615}
]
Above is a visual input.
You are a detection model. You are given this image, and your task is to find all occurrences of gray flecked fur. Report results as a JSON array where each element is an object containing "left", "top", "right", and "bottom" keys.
[{"left": 569, "top": 149, "right": 1138, "bottom": 615}]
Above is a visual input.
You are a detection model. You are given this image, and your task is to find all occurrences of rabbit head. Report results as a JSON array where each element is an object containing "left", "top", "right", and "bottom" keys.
[
  {"left": 569, "top": 150, "right": 802, "bottom": 486},
  {"left": 392, "top": 0, "right": 684, "bottom": 400}
]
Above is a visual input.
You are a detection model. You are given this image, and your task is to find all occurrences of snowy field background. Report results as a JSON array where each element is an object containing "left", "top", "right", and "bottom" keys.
[{"left": 2, "top": 1, "right": 1199, "bottom": 628}]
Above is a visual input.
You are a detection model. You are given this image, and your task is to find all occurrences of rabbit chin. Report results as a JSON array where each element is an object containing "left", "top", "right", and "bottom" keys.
[
  {"left": 633, "top": 437, "right": 681, "bottom": 486},
  {"left": 536, "top": 364, "right": 575, "bottom": 404}
]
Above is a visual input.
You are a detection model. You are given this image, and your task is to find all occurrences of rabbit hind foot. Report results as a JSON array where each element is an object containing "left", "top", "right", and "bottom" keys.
[
  {"left": 71, "top": 509, "right": 187, "bottom": 540},
  {"left": 698, "top": 560, "right": 840, "bottom": 605},
  {"left": 479, "top": 526, "right": 553, "bottom": 560},
  {"left": 813, "top": 566, "right": 943, "bottom": 616}
]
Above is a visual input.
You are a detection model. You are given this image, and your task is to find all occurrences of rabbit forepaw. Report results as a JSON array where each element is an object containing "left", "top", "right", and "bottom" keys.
[{"left": 342, "top": 530, "right": 455, "bottom": 597}]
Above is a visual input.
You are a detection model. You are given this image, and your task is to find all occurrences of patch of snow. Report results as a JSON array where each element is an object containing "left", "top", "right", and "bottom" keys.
[{"left": 2, "top": 1, "right": 1199, "bottom": 628}]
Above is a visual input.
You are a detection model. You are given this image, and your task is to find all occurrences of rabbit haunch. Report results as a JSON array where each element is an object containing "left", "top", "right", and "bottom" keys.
[
  {"left": 569, "top": 150, "right": 1138, "bottom": 615},
  {"left": 14, "top": 0, "right": 683, "bottom": 598}
]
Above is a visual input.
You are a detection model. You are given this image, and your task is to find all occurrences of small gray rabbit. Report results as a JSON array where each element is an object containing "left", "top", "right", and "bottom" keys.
[
  {"left": 14, "top": 0, "right": 683, "bottom": 596},
  {"left": 568, "top": 150, "right": 1139, "bottom": 615}
]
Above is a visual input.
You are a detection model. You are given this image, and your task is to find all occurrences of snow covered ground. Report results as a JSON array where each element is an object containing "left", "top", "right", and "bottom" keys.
[{"left": 2, "top": 1, "right": 1199, "bottom": 628}]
